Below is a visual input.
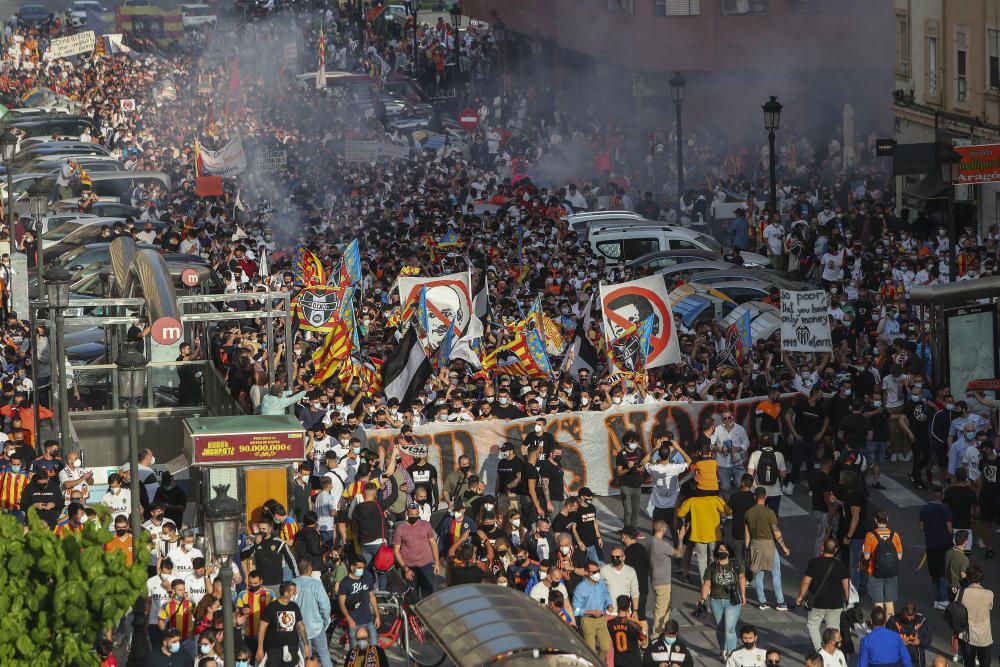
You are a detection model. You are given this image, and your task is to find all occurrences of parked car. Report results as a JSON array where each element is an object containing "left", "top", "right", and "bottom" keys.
[
  {"left": 15, "top": 3, "right": 52, "bottom": 29},
  {"left": 68, "top": 0, "right": 104, "bottom": 26},
  {"left": 179, "top": 3, "right": 216, "bottom": 28}
]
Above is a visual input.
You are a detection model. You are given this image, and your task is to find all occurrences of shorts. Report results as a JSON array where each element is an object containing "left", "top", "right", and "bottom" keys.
[
  {"left": 979, "top": 494, "right": 1000, "bottom": 523},
  {"left": 868, "top": 575, "right": 898, "bottom": 603},
  {"left": 866, "top": 440, "right": 887, "bottom": 463}
]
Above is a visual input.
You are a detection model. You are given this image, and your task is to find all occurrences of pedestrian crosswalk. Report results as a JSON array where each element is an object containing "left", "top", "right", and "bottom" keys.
[{"left": 871, "top": 473, "right": 926, "bottom": 507}]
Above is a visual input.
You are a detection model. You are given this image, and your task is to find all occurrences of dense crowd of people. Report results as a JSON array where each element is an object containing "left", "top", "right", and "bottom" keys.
[{"left": 0, "top": 2, "right": 998, "bottom": 667}]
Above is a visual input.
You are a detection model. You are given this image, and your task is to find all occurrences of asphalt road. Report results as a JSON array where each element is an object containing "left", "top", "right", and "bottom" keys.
[{"left": 586, "top": 460, "right": 1000, "bottom": 666}]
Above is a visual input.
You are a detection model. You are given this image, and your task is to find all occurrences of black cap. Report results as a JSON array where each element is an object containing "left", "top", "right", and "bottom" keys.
[
  {"left": 578, "top": 487, "right": 593, "bottom": 498},
  {"left": 500, "top": 442, "right": 514, "bottom": 452}
]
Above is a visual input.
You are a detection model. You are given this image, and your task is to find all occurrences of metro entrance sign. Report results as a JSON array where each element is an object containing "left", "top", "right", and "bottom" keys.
[
  {"left": 151, "top": 316, "right": 183, "bottom": 345},
  {"left": 458, "top": 108, "right": 479, "bottom": 131}
]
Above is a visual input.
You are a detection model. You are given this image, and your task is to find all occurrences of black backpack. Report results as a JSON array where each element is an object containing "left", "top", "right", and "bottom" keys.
[
  {"left": 944, "top": 588, "right": 969, "bottom": 634},
  {"left": 871, "top": 529, "right": 899, "bottom": 578},
  {"left": 755, "top": 448, "right": 779, "bottom": 486}
]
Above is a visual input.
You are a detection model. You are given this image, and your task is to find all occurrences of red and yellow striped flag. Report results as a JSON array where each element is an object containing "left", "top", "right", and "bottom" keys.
[{"left": 311, "top": 319, "right": 352, "bottom": 385}]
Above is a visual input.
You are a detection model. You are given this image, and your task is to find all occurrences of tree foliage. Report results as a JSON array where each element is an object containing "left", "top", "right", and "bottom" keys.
[{"left": 0, "top": 509, "right": 147, "bottom": 666}]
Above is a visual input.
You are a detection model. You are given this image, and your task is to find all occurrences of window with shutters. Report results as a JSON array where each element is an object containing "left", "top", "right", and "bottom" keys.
[
  {"left": 927, "top": 26, "right": 938, "bottom": 97},
  {"left": 895, "top": 14, "right": 909, "bottom": 76},
  {"left": 654, "top": 0, "right": 701, "bottom": 16},
  {"left": 989, "top": 28, "right": 1000, "bottom": 91},
  {"left": 956, "top": 28, "right": 968, "bottom": 103}
]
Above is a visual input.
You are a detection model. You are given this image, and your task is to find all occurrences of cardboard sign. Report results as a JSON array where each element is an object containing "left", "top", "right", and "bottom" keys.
[
  {"left": 48, "top": 31, "right": 97, "bottom": 59},
  {"left": 780, "top": 289, "right": 832, "bottom": 352}
]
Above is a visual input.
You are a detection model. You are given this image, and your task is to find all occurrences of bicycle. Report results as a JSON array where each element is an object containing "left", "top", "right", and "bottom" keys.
[{"left": 327, "top": 575, "right": 446, "bottom": 667}]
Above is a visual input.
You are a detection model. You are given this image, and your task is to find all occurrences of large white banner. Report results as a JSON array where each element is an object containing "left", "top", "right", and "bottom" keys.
[
  {"left": 398, "top": 271, "right": 472, "bottom": 350},
  {"left": 198, "top": 136, "right": 247, "bottom": 177},
  {"left": 780, "top": 289, "right": 832, "bottom": 352},
  {"left": 600, "top": 275, "right": 680, "bottom": 370},
  {"left": 47, "top": 31, "right": 96, "bottom": 59},
  {"left": 365, "top": 397, "right": 780, "bottom": 496}
]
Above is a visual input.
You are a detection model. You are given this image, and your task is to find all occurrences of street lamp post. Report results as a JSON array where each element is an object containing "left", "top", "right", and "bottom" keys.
[
  {"left": 939, "top": 146, "right": 963, "bottom": 281},
  {"left": 669, "top": 72, "right": 686, "bottom": 201},
  {"left": 762, "top": 95, "right": 783, "bottom": 216},
  {"left": 27, "top": 177, "right": 52, "bottom": 279},
  {"left": 44, "top": 267, "right": 71, "bottom": 445},
  {"left": 204, "top": 484, "right": 242, "bottom": 667},
  {"left": 116, "top": 347, "right": 148, "bottom": 555},
  {"left": 0, "top": 129, "right": 17, "bottom": 255}
]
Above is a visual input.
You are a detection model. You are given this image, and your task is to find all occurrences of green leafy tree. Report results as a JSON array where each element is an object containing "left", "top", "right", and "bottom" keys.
[{"left": 0, "top": 509, "right": 147, "bottom": 666}]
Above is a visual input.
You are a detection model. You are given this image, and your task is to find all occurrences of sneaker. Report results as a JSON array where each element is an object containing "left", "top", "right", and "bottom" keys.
[
  {"left": 977, "top": 539, "right": 987, "bottom": 549},
  {"left": 890, "top": 454, "right": 899, "bottom": 462},
  {"left": 933, "top": 601, "right": 948, "bottom": 610},
  {"left": 953, "top": 654, "right": 962, "bottom": 663},
  {"left": 872, "top": 481, "right": 886, "bottom": 490},
  {"left": 781, "top": 483, "right": 794, "bottom": 496},
  {"left": 775, "top": 603, "right": 788, "bottom": 611},
  {"left": 758, "top": 602, "right": 770, "bottom": 610},
  {"left": 722, "top": 652, "right": 729, "bottom": 662},
  {"left": 901, "top": 452, "right": 913, "bottom": 462}
]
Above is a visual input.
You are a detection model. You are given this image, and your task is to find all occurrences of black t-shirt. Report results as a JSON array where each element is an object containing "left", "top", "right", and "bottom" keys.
[
  {"left": 451, "top": 563, "right": 485, "bottom": 585},
  {"left": 523, "top": 431, "right": 556, "bottom": 460},
  {"left": 573, "top": 503, "right": 599, "bottom": 546},
  {"left": 337, "top": 574, "right": 375, "bottom": 624},
  {"left": 551, "top": 511, "right": 575, "bottom": 535},
  {"left": 616, "top": 448, "right": 643, "bottom": 488},
  {"left": 624, "top": 542, "right": 649, "bottom": 592},
  {"left": 838, "top": 413, "right": 871, "bottom": 450},
  {"left": 944, "top": 484, "right": 977, "bottom": 529},
  {"left": 835, "top": 486, "right": 868, "bottom": 540},
  {"left": 794, "top": 399, "right": 826, "bottom": 439},
  {"left": 810, "top": 470, "right": 835, "bottom": 513},
  {"left": 826, "top": 395, "right": 853, "bottom": 434},
  {"left": 492, "top": 403, "right": 526, "bottom": 420},
  {"left": 854, "top": 368, "right": 878, "bottom": 400},
  {"left": 538, "top": 459, "right": 565, "bottom": 502},
  {"left": 515, "top": 461, "right": 540, "bottom": 496},
  {"left": 608, "top": 618, "right": 643, "bottom": 667},
  {"left": 868, "top": 407, "right": 890, "bottom": 441},
  {"left": 705, "top": 561, "right": 741, "bottom": 599},
  {"left": 981, "top": 457, "right": 1000, "bottom": 498},
  {"left": 496, "top": 456, "right": 524, "bottom": 494},
  {"left": 728, "top": 490, "right": 756, "bottom": 542},
  {"left": 852, "top": 299, "right": 874, "bottom": 331},
  {"left": 904, "top": 399, "right": 932, "bottom": 444},
  {"left": 407, "top": 462, "right": 438, "bottom": 502},
  {"left": 260, "top": 599, "right": 303, "bottom": 650},
  {"left": 804, "top": 556, "right": 849, "bottom": 609},
  {"left": 695, "top": 433, "right": 713, "bottom": 455}
]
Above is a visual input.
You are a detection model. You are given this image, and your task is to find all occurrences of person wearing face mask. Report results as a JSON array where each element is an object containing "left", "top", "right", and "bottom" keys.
[
  {"left": 642, "top": 619, "right": 694, "bottom": 667},
  {"left": 148, "top": 627, "right": 193, "bottom": 667},
  {"left": 900, "top": 388, "right": 933, "bottom": 489},
  {"left": 99, "top": 472, "right": 131, "bottom": 526},
  {"left": 817, "top": 628, "right": 849, "bottom": 667},
  {"left": 523, "top": 417, "right": 557, "bottom": 460},
  {"left": 437, "top": 497, "right": 477, "bottom": 558},
  {"left": 157, "top": 581, "right": 196, "bottom": 646},
  {"left": 104, "top": 515, "right": 135, "bottom": 566},
  {"left": 20, "top": 472, "right": 63, "bottom": 528},
  {"left": 407, "top": 450, "right": 439, "bottom": 508},
  {"left": 615, "top": 431, "right": 644, "bottom": 531},
  {"left": 57, "top": 450, "right": 93, "bottom": 503},
  {"left": 496, "top": 442, "right": 524, "bottom": 516},
  {"left": 600, "top": 547, "right": 640, "bottom": 618},
  {"left": 698, "top": 543, "right": 747, "bottom": 661},
  {"left": 441, "top": 455, "right": 473, "bottom": 508},
  {"left": 258, "top": 581, "right": 311, "bottom": 665},
  {"left": 343, "top": 625, "right": 388, "bottom": 667},
  {"left": 154, "top": 471, "right": 188, "bottom": 529},
  {"left": 167, "top": 529, "right": 204, "bottom": 580},
  {"left": 0, "top": 450, "right": 29, "bottom": 520},
  {"left": 725, "top": 625, "right": 766, "bottom": 667},
  {"left": 572, "top": 560, "right": 615, "bottom": 658},
  {"left": 393, "top": 502, "right": 440, "bottom": 600}
]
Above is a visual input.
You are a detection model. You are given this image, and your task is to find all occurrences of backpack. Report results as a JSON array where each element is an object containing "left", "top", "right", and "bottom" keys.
[
  {"left": 944, "top": 588, "right": 969, "bottom": 634},
  {"left": 755, "top": 448, "right": 779, "bottom": 486},
  {"left": 871, "top": 529, "right": 899, "bottom": 578}
]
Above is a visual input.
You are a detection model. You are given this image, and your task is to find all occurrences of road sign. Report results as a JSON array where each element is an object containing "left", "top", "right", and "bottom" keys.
[
  {"left": 180, "top": 268, "right": 200, "bottom": 287},
  {"left": 457, "top": 108, "right": 479, "bottom": 131},
  {"left": 151, "top": 316, "right": 183, "bottom": 346}
]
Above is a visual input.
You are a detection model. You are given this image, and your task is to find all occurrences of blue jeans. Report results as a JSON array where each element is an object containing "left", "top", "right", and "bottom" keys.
[
  {"left": 719, "top": 466, "right": 745, "bottom": 491},
  {"left": 849, "top": 538, "right": 867, "bottom": 592},
  {"left": 311, "top": 633, "right": 333, "bottom": 667},
  {"left": 753, "top": 553, "right": 785, "bottom": 605},
  {"left": 348, "top": 622, "right": 378, "bottom": 649},
  {"left": 361, "top": 542, "right": 387, "bottom": 590},
  {"left": 411, "top": 563, "right": 436, "bottom": 600},
  {"left": 586, "top": 544, "right": 604, "bottom": 566},
  {"left": 709, "top": 597, "right": 742, "bottom": 653}
]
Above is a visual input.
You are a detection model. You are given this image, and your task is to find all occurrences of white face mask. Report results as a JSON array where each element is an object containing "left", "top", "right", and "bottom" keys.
[
  {"left": 72, "top": 459, "right": 82, "bottom": 468},
  {"left": 590, "top": 573, "right": 600, "bottom": 582},
  {"left": 560, "top": 546, "right": 571, "bottom": 555},
  {"left": 534, "top": 425, "right": 542, "bottom": 434},
  {"left": 511, "top": 519, "right": 521, "bottom": 528},
  {"left": 484, "top": 503, "right": 494, "bottom": 511}
]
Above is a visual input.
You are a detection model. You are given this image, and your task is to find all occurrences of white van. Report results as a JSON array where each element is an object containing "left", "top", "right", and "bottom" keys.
[{"left": 575, "top": 212, "right": 769, "bottom": 265}]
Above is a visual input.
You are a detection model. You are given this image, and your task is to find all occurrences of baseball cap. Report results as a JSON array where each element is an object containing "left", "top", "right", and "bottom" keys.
[
  {"left": 405, "top": 502, "right": 419, "bottom": 510},
  {"left": 499, "top": 442, "right": 514, "bottom": 452},
  {"left": 578, "top": 486, "right": 593, "bottom": 498}
]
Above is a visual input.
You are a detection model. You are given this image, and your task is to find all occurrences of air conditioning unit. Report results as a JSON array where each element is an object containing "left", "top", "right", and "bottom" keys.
[{"left": 722, "top": 0, "right": 750, "bottom": 14}]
